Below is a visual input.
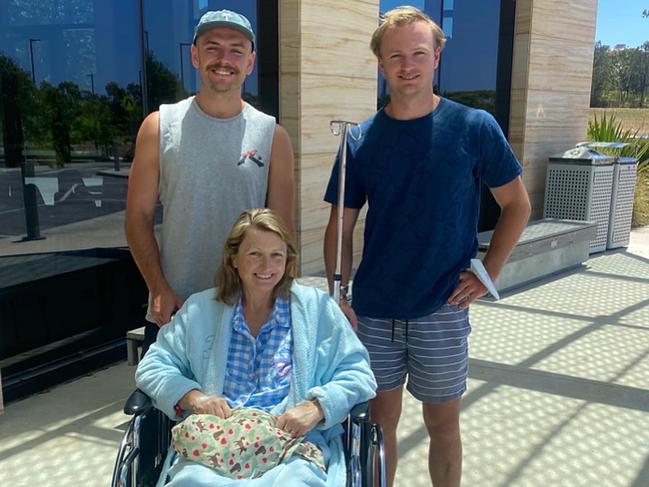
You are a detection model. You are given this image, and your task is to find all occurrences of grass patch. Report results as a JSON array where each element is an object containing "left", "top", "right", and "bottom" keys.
[
  {"left": 589, "top": 108, "right": 649, "bottom": 135},
  {"left": 634, "top": 171, "right": 649, "bottom": 227}
]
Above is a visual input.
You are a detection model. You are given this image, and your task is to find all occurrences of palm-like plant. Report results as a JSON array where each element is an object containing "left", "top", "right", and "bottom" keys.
[
  {"left": 587, "top": 113, "right": 648, "bottom": 174},
  {"left": 587, "top": 113, "right": 649, "bottom": 226}
]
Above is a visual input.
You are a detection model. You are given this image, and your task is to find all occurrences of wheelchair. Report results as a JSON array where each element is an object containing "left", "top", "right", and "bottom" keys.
[{"left": 112, "top": 389, "right": 385, "bottom": 487}]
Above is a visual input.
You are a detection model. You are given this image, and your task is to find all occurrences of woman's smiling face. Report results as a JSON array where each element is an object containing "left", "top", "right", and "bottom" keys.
[{"left": 232, "top": 227, "right": 287, "bottom": 297}]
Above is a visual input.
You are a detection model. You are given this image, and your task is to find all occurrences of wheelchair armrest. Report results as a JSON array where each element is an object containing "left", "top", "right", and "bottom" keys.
[
  {"left": 350, "top": 401, "right": 370, "bottom": 422},
  {"left": 124, "top": 388, "right": 154, "bottom": 416}
]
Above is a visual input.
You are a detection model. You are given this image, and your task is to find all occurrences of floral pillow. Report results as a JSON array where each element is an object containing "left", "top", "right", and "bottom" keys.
[{"left": 171, "top": 408, "right": 325, "bottom": 480}]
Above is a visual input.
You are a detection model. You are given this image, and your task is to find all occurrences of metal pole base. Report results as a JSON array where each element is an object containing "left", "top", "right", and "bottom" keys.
[{"left": 15, "top": 235, "right": 46, "bottom": 242}]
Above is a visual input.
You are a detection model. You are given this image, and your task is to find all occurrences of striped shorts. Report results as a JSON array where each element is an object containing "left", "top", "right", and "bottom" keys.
[{"left": 357, "top": 304, "right": 471, "bottom": 404}]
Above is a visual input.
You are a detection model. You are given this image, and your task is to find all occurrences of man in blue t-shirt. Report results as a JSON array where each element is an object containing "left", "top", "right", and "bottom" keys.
[{"left": 323, "top": 7, "right": 531, "bottom": 487}]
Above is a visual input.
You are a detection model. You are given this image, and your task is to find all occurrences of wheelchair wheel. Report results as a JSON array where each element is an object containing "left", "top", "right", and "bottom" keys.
[{"left": 370, "top": 424, "right": 386, "bottom": 487}]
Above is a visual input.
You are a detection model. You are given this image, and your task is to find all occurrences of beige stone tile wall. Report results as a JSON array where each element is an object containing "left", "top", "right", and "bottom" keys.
[
  {"left": 509, "top": 0, "right": 598, "bottom": 218},
  {"left": 280, "top": 0, "right": 379, "bottom": 275}
]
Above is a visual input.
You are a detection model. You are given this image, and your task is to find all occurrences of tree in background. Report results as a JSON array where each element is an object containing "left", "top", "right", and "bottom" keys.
[
  {"left": 0, "top": 55, "right": 35, "bottom": 168},
  {"left": 629, "top": 43, "right": 649, "bottom": 107},
  {"left": 591, "top": 42, "right": 611, "bottom": 107},
  {"left": 590, "top": 9, "right": 649, "bottom": 108},
  {"left": 591, "top": 43, "right": 649, "bottom": 108},
  {"left": 610, "top": 48, "right": 635, "bottom": 105},
  {"left": 146, "top": 51, "right": 186, "bottom": 112},
  {"left": 40, "top": 81, "right": 82, "bottom": 166},
  {"left": 75, "top": 92, "right": 117, "bottom": 156},
  {"left": 1, "top": 49, "right": 184, "bottom": 166}
]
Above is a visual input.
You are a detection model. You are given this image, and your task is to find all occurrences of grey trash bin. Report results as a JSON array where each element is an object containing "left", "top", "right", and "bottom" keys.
[
  {"left": 608, "top": 156, "right": 638, "bottom": 249},
  {"left": 543, "top": 146, "right": 615, "bottom": 253},
  {"left": 571, "top": 142, "right": 638, "bottom": 250}
]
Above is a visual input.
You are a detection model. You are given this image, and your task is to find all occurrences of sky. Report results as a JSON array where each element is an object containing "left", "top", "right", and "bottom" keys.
[{"left": 595, "top": 0, "right": 648, "bottom": 48}]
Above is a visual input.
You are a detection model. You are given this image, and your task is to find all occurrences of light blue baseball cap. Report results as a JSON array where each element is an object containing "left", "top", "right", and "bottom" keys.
[{"left": 193, "top": 10, "right": 255, "bottom": 51}]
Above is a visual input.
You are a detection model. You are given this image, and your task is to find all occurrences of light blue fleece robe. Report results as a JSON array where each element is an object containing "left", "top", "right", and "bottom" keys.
[{"left": 135, "top": 282, "right": 377, "bottom": 486}]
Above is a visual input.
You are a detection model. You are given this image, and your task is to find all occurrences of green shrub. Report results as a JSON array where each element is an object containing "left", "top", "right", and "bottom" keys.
[
  {"left": 633, "top": 172, "right": 649, "bottom": 227},
  {"left": 587, "top": 113, "right": 649, "bottom": 226}
]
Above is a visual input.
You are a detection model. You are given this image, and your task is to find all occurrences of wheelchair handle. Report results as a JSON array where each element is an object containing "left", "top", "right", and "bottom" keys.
[
  {"left": 350, "top": 400, "right": 370, "bottom": 422},
  {"left": 124, "top": 388, "right": 153, "bottom": 415}
]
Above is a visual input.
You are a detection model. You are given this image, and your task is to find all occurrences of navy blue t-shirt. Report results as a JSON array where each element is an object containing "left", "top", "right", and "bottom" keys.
[{"left": 324, "top": 98, "right": 522, "bottom": 319}]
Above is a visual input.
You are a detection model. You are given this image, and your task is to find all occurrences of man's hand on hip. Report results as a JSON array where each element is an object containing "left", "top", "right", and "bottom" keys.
[{"left": 448, "top": 271, "right": 487, "bottom": 309}]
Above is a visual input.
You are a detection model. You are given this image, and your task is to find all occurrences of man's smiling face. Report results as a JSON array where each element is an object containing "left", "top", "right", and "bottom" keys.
[
  {"left": 378, "top": 20, "right": 440, "bottom": 100},
  {"left": 192, "top": 27, "right": 255, "bottom": 95}
]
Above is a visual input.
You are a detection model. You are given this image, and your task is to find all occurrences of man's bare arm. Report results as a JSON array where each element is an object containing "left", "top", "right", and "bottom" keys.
[
  {"left": 448, "top": 175, "right": 531, "bottom": 308},
  {"left": 482, "top": 175, "right": 531, "bottom": 280},
  {"left": 267, "top": 124, "right": 295, "bottom": 235},
  {"left": 124, "top": 112, "right": 182, "bottom": 325},
  {"left": 324, "top": 205, "right": 360, "bottom": 327},
  {"left": 324, "top": 205, "right": 359, "bottom": 289}
]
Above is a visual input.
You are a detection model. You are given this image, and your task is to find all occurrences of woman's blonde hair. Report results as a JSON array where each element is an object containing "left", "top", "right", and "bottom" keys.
[
  {"left": 370, "top": 6, "right": 446, "bottom": 59},
  {"left": 215, "top": 208, "right": 297, "bottom": 305}
]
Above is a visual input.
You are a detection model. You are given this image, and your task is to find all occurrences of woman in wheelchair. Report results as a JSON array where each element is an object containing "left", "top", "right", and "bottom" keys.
[{"left": 135, "top": 208, "right": 377, "bottom": 486}]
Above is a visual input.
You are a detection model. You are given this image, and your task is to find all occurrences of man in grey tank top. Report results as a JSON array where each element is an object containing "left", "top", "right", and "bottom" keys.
[{"left": 125, "top": 10, "right": 295, "bottom": 345}]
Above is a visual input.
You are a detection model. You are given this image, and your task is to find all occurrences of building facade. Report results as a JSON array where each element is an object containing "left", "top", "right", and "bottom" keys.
[{"left": 0, "top": 0, "right": 597, "bottom": 404}]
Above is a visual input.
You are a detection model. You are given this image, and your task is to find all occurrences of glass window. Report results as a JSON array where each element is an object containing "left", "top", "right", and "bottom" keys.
[
  {"left": 0, "top": 0, "right": 145, "bottom": 399},
  {"left": 0, "top": 0, "right": 278, "bottom": 400},
  {"left": 1, "top": 0, "right": 142, "bottom": 245},
  {"left": 437, "top": 0, "right": 501, "bottom": 114}
]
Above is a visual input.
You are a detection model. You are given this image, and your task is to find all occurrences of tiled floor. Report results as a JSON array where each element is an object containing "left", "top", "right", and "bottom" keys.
[
  {"left": 395, "top": 245, "right": 649, "bottom": 487},
  {"left": 0, "top": 363, "right": 134, "bottom": 487},
  {"left": 2, "top": 232, "right": 649, "bottom": 486}
]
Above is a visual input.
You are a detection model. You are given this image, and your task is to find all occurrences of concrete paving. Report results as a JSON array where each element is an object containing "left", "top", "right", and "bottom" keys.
[
  {"left": 1, "top": 229, "right": 649, "bottom": 486},
  {"left": 0, "top": 362, "right": 135, "bottom": 487}
]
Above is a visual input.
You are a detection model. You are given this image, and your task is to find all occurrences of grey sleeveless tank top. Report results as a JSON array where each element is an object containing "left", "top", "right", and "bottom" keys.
[{"left": 147, "top": 97, "right": 276, "bottom": 321}]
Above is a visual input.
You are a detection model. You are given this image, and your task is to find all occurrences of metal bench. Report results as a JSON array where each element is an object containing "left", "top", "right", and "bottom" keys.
[
  {"left": 477, "top": 218, "right": 597, "bottom": 292},
  {"left": 126, "top": 327, "right": 145, "bottom": 366}
]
